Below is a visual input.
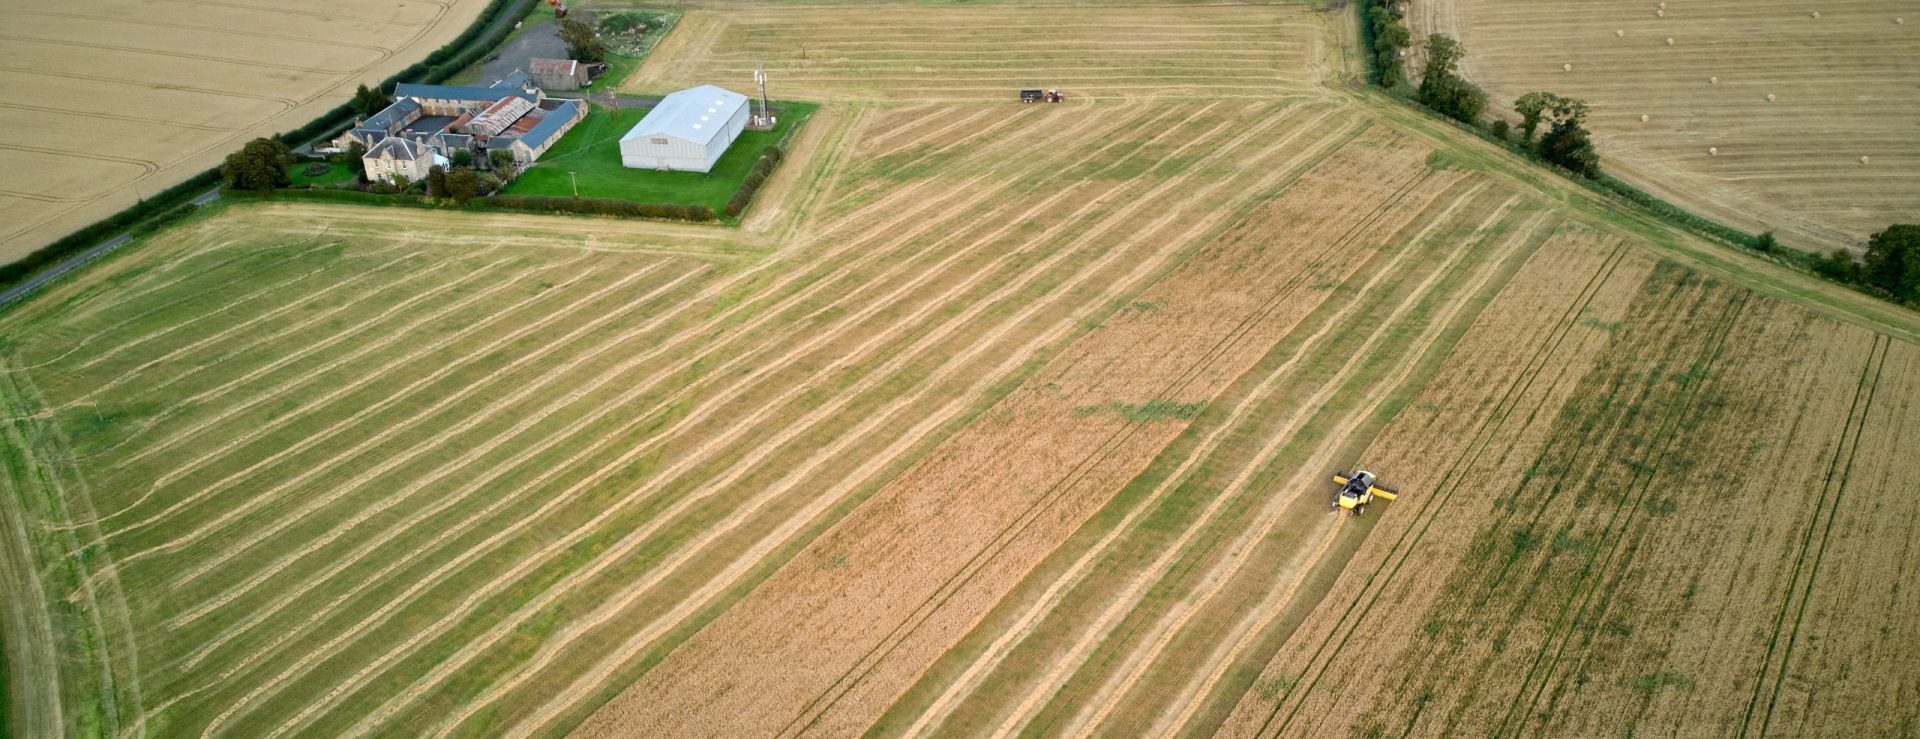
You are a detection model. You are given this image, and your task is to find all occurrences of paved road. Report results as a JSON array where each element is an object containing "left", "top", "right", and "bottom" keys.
[{"left": 0, "top": 189, "right": 221, "bottom": 308}]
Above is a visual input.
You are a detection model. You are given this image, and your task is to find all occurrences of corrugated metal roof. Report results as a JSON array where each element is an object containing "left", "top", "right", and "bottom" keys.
[
  {"left": 394, "top": 82, "right": 536, "bottom": 104},
  {"left": 619, "top": 84, "right": 748, "bottom": 146},
  {"left": 466, "top": 96, "right": 536, "bottom": 136},
  {"left": 519, "top": 99, "right": 581, "bottom": 149},
  {"left": 527, "top": 58, "right": 579, "bottom": 76}
]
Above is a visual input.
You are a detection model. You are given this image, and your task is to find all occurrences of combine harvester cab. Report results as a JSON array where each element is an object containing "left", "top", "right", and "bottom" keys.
[{"left": 1331, "top": 469, "right": 1398, "bottom": 516}]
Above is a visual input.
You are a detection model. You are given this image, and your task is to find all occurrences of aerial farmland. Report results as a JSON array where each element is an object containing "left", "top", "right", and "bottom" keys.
[{"left": 1, "top": 1, "right": 1916, "bottom": 738}]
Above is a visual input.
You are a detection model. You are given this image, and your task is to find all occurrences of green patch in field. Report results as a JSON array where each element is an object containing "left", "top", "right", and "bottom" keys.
[
  {"left": 1071, "top": 399, "right": 1206, "bottom": 422},
  {"left": 289, "top": 161, "right": 356, "bottom": 188},
  {"left": 503, "top": 101, "right": 815, "bottom": 218},
  {"left": 1625, "top": 670, "right": 1694, "bottom": 696}
]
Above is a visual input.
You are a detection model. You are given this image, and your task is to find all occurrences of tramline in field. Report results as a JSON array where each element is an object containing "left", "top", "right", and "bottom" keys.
[{"left": 1, "top": 1, "right": 1917, "bottom": 738}]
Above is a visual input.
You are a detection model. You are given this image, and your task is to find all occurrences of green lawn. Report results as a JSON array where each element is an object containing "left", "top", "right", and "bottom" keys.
[
  {"left": 290, "top": 161, "right": 357, "bottom": 188},
  {"left": 503, "top": 101, "right": 814, "bottom": 214}
]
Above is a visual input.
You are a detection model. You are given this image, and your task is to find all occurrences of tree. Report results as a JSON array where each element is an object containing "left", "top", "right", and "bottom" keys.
[
  {"left": 488, "top": 149, "right": 518, "bottom": 178},
  {"left": 1365, "top": 3, "right": 1412, "bottom": 88},
  {"left": 450, "top": 148, "right": 473, "bottom": 168},
  {"left": 1514, "top": 91, "right": 1552, "bottom": 142},
  {"left": 221, "top": 137, "right": 292, "bottom": 191},
  {"left": 1863, "top": 224, "right": 1920, "bottom": 301},
  {"left": 1417, "top": 34, "right": 1487, "bottom": 124},
  {"left": 445, "top": 168, "right": 481, "bottom": 204},
  {"left": 351, "top": 84, "right": 391, "bottom": 117},
  {"left": 559, "top": 18, "right": 607, "bottom": 63},
  {"left": 1753, "top": 231, "right": 1779, "bottom": 253},
  {"left": 1539, "top": 119, "right": 1600, "bottom": 177},
  {"left": 425, "top": 165, "right": 449, "bottom": 199},
  {"left": 345, "top": 141, "right": 367, "bottom": 180}
]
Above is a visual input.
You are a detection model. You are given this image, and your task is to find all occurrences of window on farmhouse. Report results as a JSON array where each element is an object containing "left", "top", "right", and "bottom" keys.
[{"left": 651, "top": 136, "right": 668, "bottom": 145}]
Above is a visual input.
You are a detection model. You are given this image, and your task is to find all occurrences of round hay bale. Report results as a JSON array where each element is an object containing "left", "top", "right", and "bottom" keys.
[
  {"left": 1616, "top": 29, "right": 1626, "bottom": 37},
  {"left": 1667, "top": 37, "right": 1676, "bottom": 45},
  {"left": 1861, "top": 155, "right": 1871, "bottom": 164},
  {"left": 1897, "top": 17, "right": 1905, "bottom": 25},
  {"left": 1641, "top": 114, "right": 1651, "bottom": 122},
  {"left": 1564, "top": 63, "right": 1574, "bottom": 71},
  {"left": 1709, "top": 147, "right": 1719, "bottom": 156},
  {"left": 1657, "top": 9, "right": 1666, "bottom": 17},
  {"left": 1709, "top": 76, "right": 1719, "bottom": 84},
  {"left": 1811, "top": 11, "right": 1820, "bottom": 19},
  {"left": 1767, "top": 93, "right": 1777, "bottom": 102}
]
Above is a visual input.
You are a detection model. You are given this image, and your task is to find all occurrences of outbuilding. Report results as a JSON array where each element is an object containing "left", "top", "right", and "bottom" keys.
[
  {"left": 618, "top": 84, "right": 750, "bottom": 173},
  {"left": 527, "top": 58, "right": 589, "bottom": 91}
]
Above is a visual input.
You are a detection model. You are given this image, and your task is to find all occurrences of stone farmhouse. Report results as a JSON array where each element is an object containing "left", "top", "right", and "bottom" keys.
[{"left": 336, "top": 72, "right": 585, "bottom": 183}]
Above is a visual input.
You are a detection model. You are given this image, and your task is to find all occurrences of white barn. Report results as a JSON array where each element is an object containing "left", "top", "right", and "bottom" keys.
[{"left": 618, "top": 84, "right": 750, "bottom": 173}]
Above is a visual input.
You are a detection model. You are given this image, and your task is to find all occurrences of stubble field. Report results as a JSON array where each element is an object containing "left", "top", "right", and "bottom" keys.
[
  {"left": 1413, "top": 0, "right": 1920, "bottom": 253},
  {"left": 3, "top": 2, "right": 1919, "bottom": 738},
  {"left": 621, "top": 4, "right": 1325, "bottom": 102},
  {"left": 0, "top": 0, "right": 490, "bottom": 263}
]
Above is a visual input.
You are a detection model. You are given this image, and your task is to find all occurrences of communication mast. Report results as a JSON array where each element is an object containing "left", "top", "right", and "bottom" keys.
[{"left": 751, "top": 64, "right": 775, "bottom": 130}]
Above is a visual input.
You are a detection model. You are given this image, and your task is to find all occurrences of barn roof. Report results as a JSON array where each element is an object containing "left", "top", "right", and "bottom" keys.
[
  {"left": 619, "top": 84, "right": 749, "bottom": 146},
  {"left": 394, "top": 82, "right": 536, "bottom": 104},
  {"left": 527, "top": 58, "right": 579, "bottom": 76},
  {"left": 519, "top": 99, "right": 582, "bottom": 149},
  {"left": 361, "top": 97, "right": 420, "bottom": 133},
  {"left": 492, "top": 69, "right": 532, "bottom": 90}
]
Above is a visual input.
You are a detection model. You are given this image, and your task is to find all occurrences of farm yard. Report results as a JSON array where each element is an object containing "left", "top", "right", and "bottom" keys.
[
  {"left": 0, "top": 0, "right": 491, "bottom": 263},
  {"left": 3, "top": 2, "right": 1920, "bottom": 739},
  {"left": 1412, "top": 0, "right": 1920, "bottom": 254}
]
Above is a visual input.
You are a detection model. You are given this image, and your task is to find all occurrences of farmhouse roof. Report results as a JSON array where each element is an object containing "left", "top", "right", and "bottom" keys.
[
  {"left": 619, "top": 84, "right": 749, "bottom": 146},
  {"left": 528, "top": 58, "right": 579, "bottom": 76},
  {"left": 519, "top": 99, "right": 582, "bottom": 149},
  {"left": 394, "top": 82, "right": 536, "bottom": 104},
  {"left": 368, "top": 136, "right": 423, "bottom": 161}
]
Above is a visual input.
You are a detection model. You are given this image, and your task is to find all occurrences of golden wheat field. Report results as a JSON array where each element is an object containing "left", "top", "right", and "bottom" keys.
[
  {"left": 0, "top": 0, "right": 491, "bottom": 263},
  {"left": 1412, "top": 0, "right": 1920, "bottom": 254},
  {"left": 2, "top": 2, "right": 1919, "bottom": 738}
]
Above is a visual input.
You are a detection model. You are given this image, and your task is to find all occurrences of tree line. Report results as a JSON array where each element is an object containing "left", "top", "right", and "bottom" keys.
[{"left": 1360, "top": 5, "right": 1914, "bottom": 307}]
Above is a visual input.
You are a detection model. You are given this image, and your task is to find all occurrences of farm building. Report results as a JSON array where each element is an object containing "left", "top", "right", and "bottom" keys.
[
  {"left": 618, "top": 84, "right": 750, "bottom": 173},
  {"left": 528, "top": 58, "right": 590, "bottom": 91},
  {"left": 338, "top": 74, "right": 587, "bottom": 173}
]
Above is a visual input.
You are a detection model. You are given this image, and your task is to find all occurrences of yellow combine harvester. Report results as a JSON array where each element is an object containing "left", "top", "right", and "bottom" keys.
[{"left": 1331, "top": 469, "right": 1397, "bottom": 517}]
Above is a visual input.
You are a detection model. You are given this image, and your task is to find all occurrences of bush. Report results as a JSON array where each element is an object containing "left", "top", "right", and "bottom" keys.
[
  {"left": 1752, "top": 231, "right": 1779, "bottom": 253},
  {"left": 1489, "top": 120, "right": 1510, "bottom": 141},
  {"left": 723, "top": 148, "right": 786, "bottom": 218}
]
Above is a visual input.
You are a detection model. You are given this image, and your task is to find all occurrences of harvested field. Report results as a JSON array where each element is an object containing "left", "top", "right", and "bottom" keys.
[
  {"left": 0, "top": 0, "right": 490, "bottom": 262},
  {"left": 621, "top": 4, "right": 1324, "bottom": 101},
  {"left": 3, "top": 3, "right": 1920, "bottom": 738},
  {"left": 1413, "top": 0, "right": 1920, "bottom": 252}
]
